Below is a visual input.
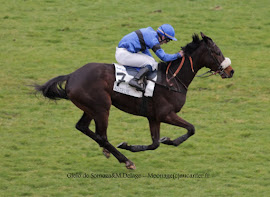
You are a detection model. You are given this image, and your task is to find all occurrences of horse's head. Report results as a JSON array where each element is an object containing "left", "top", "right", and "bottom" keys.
[{"left": 200, "top": 32, "right": 234, "bottom": 78}]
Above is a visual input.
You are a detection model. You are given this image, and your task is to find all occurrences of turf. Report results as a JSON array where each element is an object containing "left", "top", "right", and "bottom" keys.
[{"left": 1, "top": 0, "right": 269, "bottom": 196}]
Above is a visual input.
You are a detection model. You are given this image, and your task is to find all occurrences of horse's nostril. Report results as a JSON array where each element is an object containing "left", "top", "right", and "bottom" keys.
[{"left": 231, "top": 70, "right": 234, "bottom": 76}]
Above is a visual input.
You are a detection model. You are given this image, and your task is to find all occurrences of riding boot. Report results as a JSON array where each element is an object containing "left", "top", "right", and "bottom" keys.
[{"left": 129, "top": 66, "right": 151, "bottom": 92}]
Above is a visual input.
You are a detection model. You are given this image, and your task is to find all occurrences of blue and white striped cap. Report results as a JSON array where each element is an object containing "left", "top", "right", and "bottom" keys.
[{"left": 157, "top": 24, "right": 177, "bottom": 41}]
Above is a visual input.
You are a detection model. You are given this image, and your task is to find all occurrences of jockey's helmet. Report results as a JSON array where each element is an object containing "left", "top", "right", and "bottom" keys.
[{"left": 157, "top": 24, "right": 177, "bottom": 41}]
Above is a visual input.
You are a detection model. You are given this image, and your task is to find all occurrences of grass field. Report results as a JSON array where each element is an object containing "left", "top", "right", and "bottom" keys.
[{"left": 1, "top": 0, "right": 269, "bottom": 196}]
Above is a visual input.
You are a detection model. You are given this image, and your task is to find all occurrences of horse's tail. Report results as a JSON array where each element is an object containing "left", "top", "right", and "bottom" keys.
[{"left": 35, "top": 75, "right": 70, "bottom": 100}]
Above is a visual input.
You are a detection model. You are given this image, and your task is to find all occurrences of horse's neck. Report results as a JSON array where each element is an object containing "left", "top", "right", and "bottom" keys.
[
  {"left": 171, "top": 57, "right": 198, "bottom": 89},
  {"left": 175, "top": 47, "right": 207, "bottom": 88},
  {"left": 158, "top": 53, "right": 203, "bottom": 90}
]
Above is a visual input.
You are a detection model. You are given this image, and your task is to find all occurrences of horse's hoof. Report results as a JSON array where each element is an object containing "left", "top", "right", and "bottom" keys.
[
  {"left": 117, "top": 142, "right": 128, "bottom": 149},
  {"left": 125, "top": 160, "right": 136, "bottom": 170},
  {"left": 159, "top": 137, "right": 170, "bottom": 143},
  {"left": 102, "top": 148, "right": 110, "bottom": 159}
]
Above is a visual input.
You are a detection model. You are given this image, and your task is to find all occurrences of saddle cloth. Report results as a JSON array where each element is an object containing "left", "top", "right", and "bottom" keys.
[{"left": 113, "top": 63, "right": 157, "bottom": 98}]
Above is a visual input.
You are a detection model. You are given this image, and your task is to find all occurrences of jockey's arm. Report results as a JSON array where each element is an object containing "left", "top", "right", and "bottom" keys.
[{"left": 153, "top": 45, "right": 182, "bottom": 62}]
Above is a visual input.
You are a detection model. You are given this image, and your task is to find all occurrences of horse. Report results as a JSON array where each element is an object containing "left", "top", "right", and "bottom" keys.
[{"left": 35, "top": 32, "right": 234, "bottom": 169}]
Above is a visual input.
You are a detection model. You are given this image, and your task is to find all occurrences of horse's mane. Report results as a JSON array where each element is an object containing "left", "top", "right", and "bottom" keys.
[{"left": 181, "top": 34, "right": 202, "bottom": 56}]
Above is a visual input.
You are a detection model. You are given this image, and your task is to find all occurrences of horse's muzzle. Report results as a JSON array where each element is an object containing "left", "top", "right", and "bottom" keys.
[
  {"left": 230, "top": 70, "right": 235, "bottom": 77},
  {"left": 221, "top": 66, "right": 234, "bottom": 78}
]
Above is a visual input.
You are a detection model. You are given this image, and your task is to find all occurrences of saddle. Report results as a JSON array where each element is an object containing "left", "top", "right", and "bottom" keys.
[{"left": 113, "top": 64, "right": 159, "bottom": 98}]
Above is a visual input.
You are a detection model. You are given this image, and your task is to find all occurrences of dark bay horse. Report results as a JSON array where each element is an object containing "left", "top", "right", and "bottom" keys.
[{"left": 35, "top": 33, "right": 234, "bottom": 169}]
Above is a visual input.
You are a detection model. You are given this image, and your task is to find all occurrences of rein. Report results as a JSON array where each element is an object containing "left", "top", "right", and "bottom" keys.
[
  {"left": 196, "top": 70, "right": 219, "bottom": 78},
  {"left": 148, "top": 57, "right": 194, "bottom": 93},
  {"left": 166, "top": 56, "right": 194, "bottom": 86}
]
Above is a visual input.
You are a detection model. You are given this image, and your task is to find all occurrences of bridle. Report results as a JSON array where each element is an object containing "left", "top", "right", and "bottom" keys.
[
  {"left": 162, "top": 39, "right": 230, "bottom": 91},
  {"left": 165, "top": 41, "right": 228, "bottom": 83},
  {"left": 196, "top": 42, "right": 229, "bottom": 78}
]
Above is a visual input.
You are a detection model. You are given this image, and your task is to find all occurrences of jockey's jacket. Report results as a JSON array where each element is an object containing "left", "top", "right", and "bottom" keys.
[{"left": 118, "top": 27, "right": 181, "bottom": 62}]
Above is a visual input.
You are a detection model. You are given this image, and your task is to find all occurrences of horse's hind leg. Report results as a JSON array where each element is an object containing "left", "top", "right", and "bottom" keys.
[
  {"left": 159, "top": 112, "right": 195, "bottom": 146},
  {"left": 94, "top": 111, "right": 136, "bottom": 169},
  {"left": 118, "top": 119, "right": 160, "bottom": 152},
  {"left": 76, "top": 113, "right": 108, "bottom": 155},
  {"left": 76, "top": 112, "right": 135, "bottom": 169},
  {"left": 76, "top": 112, "right": 98, "bottom": 142},
  {"left": 76, "top": 112, "right": 109, "bottom": 158}
]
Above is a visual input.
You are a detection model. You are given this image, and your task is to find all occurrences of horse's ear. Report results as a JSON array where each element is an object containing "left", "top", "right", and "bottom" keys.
[
  {"left": 201, "top": 32, "right": 208, "bottom": 41},
  {"left": 201, "top": 32, "right": 212, "bottom": 43},
  {"left": 200, "top": 32, "right": 206, "bottom": 38}
]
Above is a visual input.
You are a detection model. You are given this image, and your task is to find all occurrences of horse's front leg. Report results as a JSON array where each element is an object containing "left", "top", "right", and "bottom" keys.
[
  {"left": 118, "top": 119, "right": 160, "bottom": 152},
  {"left": 160, "top": 112, "right": 195, "bottom": 146}
]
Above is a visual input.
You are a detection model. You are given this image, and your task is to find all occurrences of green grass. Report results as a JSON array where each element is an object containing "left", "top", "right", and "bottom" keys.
[{"left": 1, "top": 0, "right": 269, "bottom": 196}]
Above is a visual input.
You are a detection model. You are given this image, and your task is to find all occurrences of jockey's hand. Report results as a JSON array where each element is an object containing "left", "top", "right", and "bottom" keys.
[{"left": 179, "top": 50, "right": 184, "bottom": 57}]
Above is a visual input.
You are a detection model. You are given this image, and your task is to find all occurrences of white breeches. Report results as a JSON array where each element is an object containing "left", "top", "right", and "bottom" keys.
[{"left": 115, "top": 47, "right": 158, "bottom": 71}]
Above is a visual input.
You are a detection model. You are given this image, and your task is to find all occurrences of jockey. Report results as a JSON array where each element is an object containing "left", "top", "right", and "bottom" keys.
[{"left": 115, "top": 24, "right": 184, "bottom": 91}]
